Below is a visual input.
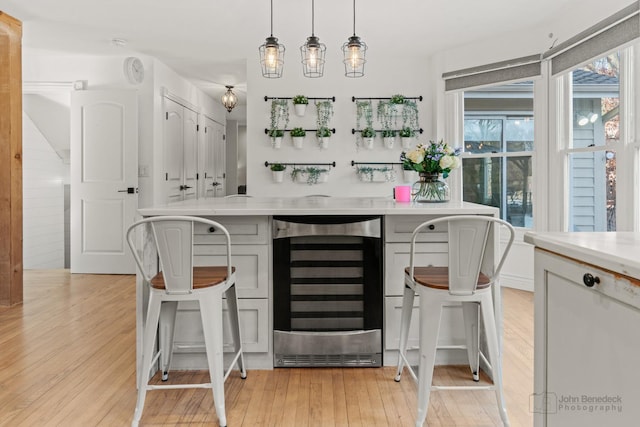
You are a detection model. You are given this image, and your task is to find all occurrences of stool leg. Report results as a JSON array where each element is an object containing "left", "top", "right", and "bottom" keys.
[
  {"left": 200, "top": 293, "right": 227, "bottom": 427},
  {"left": 225, "top": 283, "right": 246, "bottom": 378},
  {"left": 395, "top": 282, "right": 415, "bottom": 381},
  {"left": 462, "top": 302, "right": 480, "bottom": 381},
  {"left": 132, "top": 293, "right": 162, "bottom": 427},
  {"left": 415, "top": 294, "right": 442, "bottom": 427},
  {"left": 159, "top": 301, "right": 178, "bottom": 381},
  {"left": 480, "top": 293, "right": 510, "bottom": 426}
]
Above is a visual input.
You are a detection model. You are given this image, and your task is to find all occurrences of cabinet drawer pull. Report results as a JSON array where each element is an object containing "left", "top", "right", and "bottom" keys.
[
  {"left": 583, "top": 273, "right": 600, "bottom": 287},
  {"left": 208, "top": 226, "right": 216, "bottom": 233},
  {"left": 428, "top": 224, "right": 435, "bottom": 230}
]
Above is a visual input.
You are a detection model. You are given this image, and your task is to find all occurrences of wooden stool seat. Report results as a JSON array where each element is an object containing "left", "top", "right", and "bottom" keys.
[
  {"left": 406, "top": 266, "right": 490, "bottom": 290},
  {"left": 151, "top": 266, "right": 236, "bottom": 290}
]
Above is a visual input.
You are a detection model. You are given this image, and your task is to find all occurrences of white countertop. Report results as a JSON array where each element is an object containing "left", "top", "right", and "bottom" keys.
[
  {"left": 138, "top": 197, "right": 498, "bottom": 217},
  {"left": 524, "top": 231, "right": 640, "bottom": 279}
]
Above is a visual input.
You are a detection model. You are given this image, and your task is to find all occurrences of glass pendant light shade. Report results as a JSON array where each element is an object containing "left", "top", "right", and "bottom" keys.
[
  {"left": 221, "top": 85, "right": 238, "bottom": 112},
  {"left": 342, "top": 0, "right": 367, "bottom": 78},
  {"left": 259, "top": 0, "right": 285, "bottom": 78},
  {"left": 300, "top": 0, "right": 326, "bottom": 78}
]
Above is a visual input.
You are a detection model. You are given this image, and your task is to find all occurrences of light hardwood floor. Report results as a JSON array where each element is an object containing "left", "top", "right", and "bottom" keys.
[{"left": 0, "top": 270, "right": 533, "bottom": 426}]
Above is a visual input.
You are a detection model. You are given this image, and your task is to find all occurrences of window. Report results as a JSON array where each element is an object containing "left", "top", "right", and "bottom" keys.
[
  {"left": 564, "top": 54, "right": 619, "bottom": 231},
  {"left": 462, "top": 82, "right": 534, "bottom": 227}
]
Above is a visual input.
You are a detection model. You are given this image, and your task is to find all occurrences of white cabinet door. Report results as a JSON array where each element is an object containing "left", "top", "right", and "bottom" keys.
[
  {"left": 201, "top": 116, "right": 225, "bottom": 198},
  {"left": 70, "top": 90, "right": 138, "bottom": 274},
  {"left": 535, "top": 251, "right": 640, "bottom": 426},
  {"left": 163, "top": 98, "right": 198, "bottom": 203}
]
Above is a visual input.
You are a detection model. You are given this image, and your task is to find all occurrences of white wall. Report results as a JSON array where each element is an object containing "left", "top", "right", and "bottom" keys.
[
  {"left": 246, "top": 54, "right": 433, "bottom": 197},
  {"left": 22, "top": 112, "right": 65, "bottom": 269}
]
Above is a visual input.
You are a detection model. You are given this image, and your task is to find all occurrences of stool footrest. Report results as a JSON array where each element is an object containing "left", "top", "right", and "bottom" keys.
[
  {"left": 432, "top": 385, "right": 495, "bottom": 391},
  {"left": 147, "top": 382, "right": 213, "bottom": 391}
]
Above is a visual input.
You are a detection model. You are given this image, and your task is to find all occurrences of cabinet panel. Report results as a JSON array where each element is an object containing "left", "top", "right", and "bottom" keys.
[
  {"left": 194, "top": 244, "right": 268, "bottom": 298},
  {"left": 384, "top": 242, "right": 447, "bottom": 296},
  {"left": 385, "top": 215, "right": 448, "bottom": 243},
  {"left": 174, "top": 298, "right": 269, "bottom": 354},
  {"left": 193, "top": 216, "right": 269, "bottom": 245}
]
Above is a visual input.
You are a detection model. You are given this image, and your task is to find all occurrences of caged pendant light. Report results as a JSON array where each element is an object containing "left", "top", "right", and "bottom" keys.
[
  {"left": 259, "top": 0, "right": 286, "bottom": 78},
  {"left": 342, "top": 0, "right": 367, "bottom": 78},
  {"left": 300, "top": 0, "right": 326, "bottom": 78},
  {"left": 221, "top": 85, "right": 238, "bottom": 112}
]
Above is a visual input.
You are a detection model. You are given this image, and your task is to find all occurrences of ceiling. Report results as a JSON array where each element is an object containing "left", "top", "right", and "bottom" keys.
[{"left": 0, "top": 0, "right": 621, "bottom": 113}]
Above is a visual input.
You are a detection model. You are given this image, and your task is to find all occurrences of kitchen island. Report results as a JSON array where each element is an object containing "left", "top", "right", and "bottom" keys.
[
  {"left": 136, "top": 197, "right": 500, "bottom": 370},
  {"left": 524, "top": 232, "right": 640, "bottom": 427}
]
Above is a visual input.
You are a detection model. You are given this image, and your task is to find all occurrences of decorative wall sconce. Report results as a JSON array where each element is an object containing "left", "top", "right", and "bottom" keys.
[
  {"left": 259, "top": 0, "right": 285, "bottom": 78},
  {"left": 576, "top": 112, "right": 599, "bottom": 126},
  {"left": 221, "top": 85, "right": 238, "bottom": 112}
]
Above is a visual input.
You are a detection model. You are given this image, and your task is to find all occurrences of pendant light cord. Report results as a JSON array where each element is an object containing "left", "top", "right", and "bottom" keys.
[
  {"left": 270, "top": 0, "right": 274, "bottom": 37},
  {"left": 352, "top": 0, "right": 356, "bottom": 36},
  {"left": 311, "top": 0, "right": 315, "bottom": 36}
]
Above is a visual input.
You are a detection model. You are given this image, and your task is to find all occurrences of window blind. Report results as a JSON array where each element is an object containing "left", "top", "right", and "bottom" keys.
[
  {"left": 442, "top": 54, "right": 541, "bottom": 92},
  {"left": 542, "top": 1, "right": 640, "bottom": 75}
]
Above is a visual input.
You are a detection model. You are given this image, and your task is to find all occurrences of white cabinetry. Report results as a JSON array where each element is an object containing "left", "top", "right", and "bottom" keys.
[
  {"left": 200, "top": 116, "right": 226, "bottom": 198},
  {"left": 171, "top": 216, "right": 270, "bottom": 369},
  {"left": 163, "top": 97, "right": 198, "bottom": 203},
  {"left": 531, "top": 245, "right": 640, "bottom": 426}
]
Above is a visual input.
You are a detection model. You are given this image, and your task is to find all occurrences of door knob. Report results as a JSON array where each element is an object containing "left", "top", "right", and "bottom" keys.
[
  {"left": 212, "top": 182, "right": 221, "bottom": 187},
  {"left": 582, "top": 273, "right": 600, "bottom": 287},
  {"left": 117, "top": 187, "right": 137, "bottom": 194},
  {"left": 179, "top": 185, "right": 193, "bottom": 190}
]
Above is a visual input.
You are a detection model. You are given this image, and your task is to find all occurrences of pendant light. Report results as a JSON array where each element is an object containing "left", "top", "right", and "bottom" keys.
[
  {"left": 259, "top": 0, "right": 285, "bottom": 78},
  {"left": 221, "top": 85, "right": 238, "bottom": 112},
  {"left": 300, "top": 0, "right": 326, "bottom": 78},
  {"left": 342, "top": 0, "right": 367, "bottom": 78}
]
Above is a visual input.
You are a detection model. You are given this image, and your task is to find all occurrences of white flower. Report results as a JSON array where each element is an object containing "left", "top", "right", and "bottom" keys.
[
  {"left": 406, "top": 148, "right": 425, "bottom": 164},
  {"left": 443, "top": 144, "right": 454, "bottom": 155},
  {"left": 450, "top": 156, "right": 461, "bottom": 169},
  {"left": 439, "top": 154, "right": 456, "bottom": 170}
]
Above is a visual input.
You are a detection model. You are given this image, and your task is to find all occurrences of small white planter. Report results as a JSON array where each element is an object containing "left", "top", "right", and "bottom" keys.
[
  {"left": 401, "top": 137, "right": 414, "bottom": 150},
  {"left": 403, "top": 169, "right": 418, "bottom": 183},
  {"left": 383, "top": 137, "right": 395, "bottom": 149},
  {"left": 318, "top": 137, "right": 330, "bottom": 150},
  {"left": 362, "top": 137, "right": 374, "bottom": 150},
  {"left": 272, "top": 170, "right": 285, "bottom": 183},
  {"left": 293, "top": 104, "right": 307, "bottom": 117},
  {"left": 292, "top": 136, "right": 305, "bottom": 149},
  {"left": 271, "top": 137, "right": 282, "bottom": 149}
]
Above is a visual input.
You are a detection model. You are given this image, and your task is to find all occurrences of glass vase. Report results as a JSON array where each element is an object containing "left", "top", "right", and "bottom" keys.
[{"left": 412, "top": 173, "right": 450, "bottom": 203}]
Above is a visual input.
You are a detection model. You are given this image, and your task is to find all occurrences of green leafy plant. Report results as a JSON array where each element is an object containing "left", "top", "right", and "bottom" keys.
[
  {"left": 399, "top": 127, "right": 416, "bottom": 138},
  {"left": 291, "top": 166, "right": 329, "bottom": 185},
  {"left": 290, "top": 127, "right": 306, "bottom": 137},
  {"left": 270, "top": 163, "right": 286, "bottom": 172},
  {"left": 270, "top": 99, "right": 289, "bottom": 136},
  {"left": 401, "top": 100, "right": 419, "bottom": 131},
  {"left": 390, "top": 94, "right": 405, "bottom": 104},
  {"left": 316, "top": 100, "right": 334, "bottom": 131},
  {"left": 361, "top": 127, "right": 376, "bottom": 138},
  {"left": 356, "top": 166, "right": 393, "bottom": 182},
  {"left": 377, "top": 100, "right": 397, "bottom": 131},
  {"left": 268, "top": 129, "right": 284, "bottom": 138},
  {"left": 356, "top": 100, "right": 374, "bottom": 130},
  {"left": 317, "top": 126, "right": 332, "bottom": 138},
  {"left": 382, "top": 129, "right": 396, "bottom": 138},
  {"left": 292, "top": 95, "right": 309, "bottom": 105}
]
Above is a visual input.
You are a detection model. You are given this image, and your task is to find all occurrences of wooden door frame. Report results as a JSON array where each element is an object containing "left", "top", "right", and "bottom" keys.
[{"left": 0, "top": 12, "right": 23, "bottom": 306}]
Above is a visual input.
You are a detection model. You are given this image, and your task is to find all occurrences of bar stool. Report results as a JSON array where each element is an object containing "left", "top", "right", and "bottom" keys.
[
  {"left": 394, "top": 215, "right": 514, "bottom": 427},
  {"left": 127, "top": 216, "right": 246, "bottom": 427}
]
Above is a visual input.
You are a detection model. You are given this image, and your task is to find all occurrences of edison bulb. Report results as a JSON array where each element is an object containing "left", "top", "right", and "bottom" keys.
[{"left": 266, "top": 46, "right": 278, "bottom": 68}]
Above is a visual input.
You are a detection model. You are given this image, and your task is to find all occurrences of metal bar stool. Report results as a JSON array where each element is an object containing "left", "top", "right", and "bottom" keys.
[
  {"left": 395, "top": 215, "right": 514, "bottom": 427},
  {"left": 127, "top": 216, "right": 246, "bottom": 427}
]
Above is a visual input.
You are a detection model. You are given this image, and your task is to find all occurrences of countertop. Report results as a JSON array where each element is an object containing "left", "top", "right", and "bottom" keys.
[
  {"left": 524, "top": 231, "right": 640, "bottom": 280},
  {"left": 138, "top": 197, "right": 498, "bottom": 217}
]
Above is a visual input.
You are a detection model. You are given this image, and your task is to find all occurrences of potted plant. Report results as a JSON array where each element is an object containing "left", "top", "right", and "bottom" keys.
[
  {"left": 401, "top": 140, "right": 461, "bottom": 202},
  {"left": 269, "top": 99, "right": 289, "bottom": 148},
  {"left": 361, "top": 126, "right": 376, "bottom": 150},
  {"left": 390, "top": 94, "right": 405, "bottom": 116},
  {"left": 400, "top": 127, "right": 416, "bottom": 149},
  {"left": 316, "top": 100, "right": 334, "bottom": 149},
  {"left": 291, "top": 166, "right": 329, "bottom": 185},
  {"left": 317, "top": 126, "right": 332, "bottom": 149},
  {"left": 377, "top": 100, "right": 397, "bottom": 136},
  {"left": 356, "top": 166, "right": 395, "bottom": 182},
  {"left": 402, "top": 162, "right": 417, "bottom": 183},
  {"left": 292, "top": 95, "right": 309, "bottom": 117},
  {"left": 290, "top": 127, "right": 306, "bottom": 149},
  {"left": 382, "top": 129, "right": 396, "bottom": 149},
  {"left": 268, "top": 129, "right": 285, "bottom": 149},
  {"left": 270, "top": 163, "right": 286, "bottom": 183},
  {"left": 401, "top": 99, "right": 419, "bottom": 131}
]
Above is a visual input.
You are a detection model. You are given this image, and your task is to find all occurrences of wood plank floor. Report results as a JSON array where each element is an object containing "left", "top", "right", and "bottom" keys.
[{"left": 0, "top": 270, "right": 533, "bottom": 426}]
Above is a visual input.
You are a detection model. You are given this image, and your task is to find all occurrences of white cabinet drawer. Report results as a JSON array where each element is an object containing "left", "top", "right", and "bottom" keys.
[
  {"left": 174, "top": 298, "right": 269, "bottom": 354},
  {"left": 385, "top": 215, "right": 448, "bottom": 243},
  {"left": 194, "top": 244, "right": 269, "bottom": 298},
  {"left": 384, "top": 242, "right": 447, "bottom": 296},
  {"left": 193, "top": 216, "right": 269, "bottom": 244}
]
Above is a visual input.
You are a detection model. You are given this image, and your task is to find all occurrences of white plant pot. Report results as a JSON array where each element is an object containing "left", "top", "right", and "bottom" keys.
[
  {"left": 271, "top": 137, "right": 282, "bottom": 149},
  {"left": 383, "top": 137, "right": 395, "bottom": 149},
  {"left": 363, "top": 137, "right": 374, "bottom": 150},
  {"left": 272, "top": 170, "right": 285, "bottom": 183},
  {"left": 319, "top": 137, "right": 330, "bottom": 149},
  {"left": 401, "top": 137, "right": 414, "bottom": 150},
  {"left": 403, "top": 169, "right": 417, "bottom": 183},
  {"left": 318, "top": 172, "right": 329, "bottom": 183},
  {"left": 292, "top": 136, "right": 305, "bottom": 149},
  {"left": 293, "top": 104, "right": 307, "bottom": 117}
]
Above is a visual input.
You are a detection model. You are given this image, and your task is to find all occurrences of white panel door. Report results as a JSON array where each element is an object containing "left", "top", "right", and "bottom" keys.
[
  {"left": 201, "top": 116, "right": 225, "bottom": 198},
  {"left": 182, "top": 107, "right": 198, "bottom": 200},
  {"left": 70, "top": 90, "right": 138, "bottom": 274},
  {"left": 164, "top": 99, "right": 184, "bottom": 203}
]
